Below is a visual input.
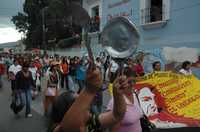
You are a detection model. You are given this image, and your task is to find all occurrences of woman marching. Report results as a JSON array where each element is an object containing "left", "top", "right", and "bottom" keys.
[
  {"left": 107, "top": 67, "right": 143, "bottom": 132},
  {"left": 44, "top": 62, "right": 59, "bottom": 116},
  {"left": 60, "top": 57, "right": 69, "bottom": 90}
]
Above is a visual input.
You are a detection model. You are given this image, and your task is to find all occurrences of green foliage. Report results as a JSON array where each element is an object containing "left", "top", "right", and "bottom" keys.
[
  {"left": 11, "top": 13, "right": 28, "bottom": 33},
  {"left": 12, "top": 0, "right": 82, "bottom": 49}
]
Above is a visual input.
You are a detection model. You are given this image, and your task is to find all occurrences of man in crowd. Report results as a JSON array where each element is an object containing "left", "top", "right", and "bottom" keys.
[
  {"left": 49, "top": 66, "right": 127, "bottom": 132},
  {"left": 8, "top": 59, "right": 22, "bottom": 95},
  {"left": 152, "top": 61, "right": 161, "bottom": 72}
]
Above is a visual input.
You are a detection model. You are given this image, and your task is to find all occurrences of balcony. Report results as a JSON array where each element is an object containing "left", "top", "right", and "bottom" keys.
[
  {"left": 88, "top": 16, "right": 100, "bottom": 33},
  {"left": 141, "top": 6, "right": 167, "bottom": 29}
]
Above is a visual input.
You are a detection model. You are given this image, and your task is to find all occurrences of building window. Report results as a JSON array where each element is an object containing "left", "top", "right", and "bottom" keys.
[
  {"left": 150, "top": 0, "right": 162, "bottom": 22},
  {"left": 91, "top": 5, "right": 99, "bottom": 17},
  {"left": 141, "top": 0, "right": 170, "bottom": 26},
  {"left": 89, "top": 5, "right": 100, "bottom": 32}
]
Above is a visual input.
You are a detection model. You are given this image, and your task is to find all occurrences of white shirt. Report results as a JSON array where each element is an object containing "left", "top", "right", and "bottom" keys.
[
  {"left": 96, "top": 61, "right": 102, "bottom": 68},
  {"left": 110, "top": 60, "right": 119, "bottom": 73},
  {"left": 29, "top": 67, "right": 37, "bottom": 80},
  {"left": 8, "top": 64, "right": 22, "bottom": 75},
  {"left": 179, "top": 69, "right": 192, "bottom": 75}
]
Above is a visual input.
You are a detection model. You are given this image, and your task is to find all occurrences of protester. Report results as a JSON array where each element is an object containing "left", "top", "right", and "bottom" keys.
[
  {"left": 60, "top": 57, "right": 69, "bottom": 90},
  {"left": 103, "top": 55, "right": 110, "bottom": 81},
  {"left": 134, "top": 59, "right": 145, "bottom": 77},
  {"left": 29, "top": 61, "right": 39, "bottom": 97},
  {"left": 152, "top": 61, "right": 161, "bottom": 72},
  {"left": 33, "top": 58, "right": 42, "bottom": 91},
  {"left": 34, "top": 57, "right": 43, "bottom": 73},
  {"left": 29, "top": 61, "right": 37, "bottom": 84},
  {"left": 8, "top": 59, "right": 22, "bottom": 95},
  {"left": 44, "top": 62, "right": 59, "bottom": 116},
  {"left": 69, "top": 58, "right": 76, "bottom": 82},
  {"left": 15, "top": 62, "right": 36, "bottom": 117},
  {"left": 179, "top": 61, "right": 192, "bottom": 75},
  {"left": 43, "top": 54, "right": 50, "bottom": 73},
  {"left": 107, "top": 67, "right": 143, "bottom": 132},
  {"left": 108, "top": 59, "right": 119, "bottom": 83},
  {"left": 48, "top": 66, "right": 128, "bottom": 132},
  {"left": 96, "top": 57, "right": 102, "bottom": 69},
  {"left": 76, "top": 59, "right": 86, "bottom": 93}
]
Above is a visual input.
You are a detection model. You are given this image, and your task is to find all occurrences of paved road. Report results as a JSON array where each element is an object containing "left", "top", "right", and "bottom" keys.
[
  {"left": 0, "top": 76, "right": 111, "bottom": 132},
  {"left": 0, "top": 77, "right": 47, "bottom": 132}
]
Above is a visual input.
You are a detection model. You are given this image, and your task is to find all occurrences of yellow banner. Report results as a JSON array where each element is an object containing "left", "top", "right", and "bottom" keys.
[{"left": 134, "top": 72, "right": 200, "bottom": 127}]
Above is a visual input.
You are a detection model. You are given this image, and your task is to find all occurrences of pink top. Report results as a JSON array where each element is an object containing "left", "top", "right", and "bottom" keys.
[{"left": 107, "top": 94, "right": 143, "bottom": 132}]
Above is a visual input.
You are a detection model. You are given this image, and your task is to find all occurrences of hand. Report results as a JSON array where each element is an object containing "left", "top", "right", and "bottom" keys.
[
  {"left": 113, "top": 76, "right": 128, "bottom": 95},
  {"left": 85, "top": 67, "right": 103, "bottom": 93}
]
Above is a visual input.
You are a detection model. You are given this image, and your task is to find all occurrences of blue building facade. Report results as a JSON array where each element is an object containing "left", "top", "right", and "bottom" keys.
[{"left": 101, "top": 0, "right": 200, "bottom": 51}]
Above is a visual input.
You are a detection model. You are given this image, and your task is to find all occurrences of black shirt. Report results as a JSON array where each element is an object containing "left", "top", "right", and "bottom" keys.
[{"left": 15, "top": 71, "right": 35, "bottom": 90}]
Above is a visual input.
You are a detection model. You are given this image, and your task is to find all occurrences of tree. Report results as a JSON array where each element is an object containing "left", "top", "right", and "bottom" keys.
[
  {"left": 11, "top": 13, "right": 28, "bottom": 33},
  {"left": 12, "top": 0, "right": 82, "bottom": 49}
]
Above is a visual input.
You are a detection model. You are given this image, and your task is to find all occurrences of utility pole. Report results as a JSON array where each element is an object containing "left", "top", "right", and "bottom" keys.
[{"left": 42, "top": 7, "right": 46, "bottom": 50}]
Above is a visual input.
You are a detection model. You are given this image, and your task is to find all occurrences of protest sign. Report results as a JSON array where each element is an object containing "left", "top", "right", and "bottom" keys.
[{"left": 134, "top": 72, "right": 200, "bottom": 128}]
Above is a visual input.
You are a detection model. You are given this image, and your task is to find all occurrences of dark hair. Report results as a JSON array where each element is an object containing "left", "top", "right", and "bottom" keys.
[
  {"left": 51, "top": 91, "right": 76, "bottom": 123},
  {"left": 62, "top": 57, "right": 67, "bottom": 64},
  {"left": 96, "top": 57, "right": 100, "bottom": 61},
  {"left": 182, "top": 61, "right": 191, "bottom": 69},
  {"left": 49, "top": 65, "right": 55, "bottom": 72},
  {"left": 152, "top": 61, "right": 161, "bottom": 69},
  {"left": 22, "top": 62, "right": 30, "bottom": 68},
  {"left": 113, "top": 67, "right": 136, "bottom": 81},
  {"left": 13, "top": 59, "right": 18, "bottom": 63}
]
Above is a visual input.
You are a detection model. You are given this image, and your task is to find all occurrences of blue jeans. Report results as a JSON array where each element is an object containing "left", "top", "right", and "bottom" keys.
[
  {"left": 77, "top": 80, "right": 85, "bottom": 94},
  {"left": 19, "top": 89, "right": 32, "bottom": 115}
]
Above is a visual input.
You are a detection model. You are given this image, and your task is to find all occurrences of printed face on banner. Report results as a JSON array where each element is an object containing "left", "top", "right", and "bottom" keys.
[
  {"left": 135, "top": 72, "right": 200, "bottom": 128},
  {"left": 138, "top": 87, "right": 158, "bottom": 116}
]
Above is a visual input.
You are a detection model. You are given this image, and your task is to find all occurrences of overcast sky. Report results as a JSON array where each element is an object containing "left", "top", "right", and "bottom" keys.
[{"left": 0, "top": 0, "right": 24, "bottom": 44}]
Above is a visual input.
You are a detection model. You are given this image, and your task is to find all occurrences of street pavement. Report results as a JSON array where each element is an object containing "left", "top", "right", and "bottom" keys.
[
  {"left": 0, "top": 76, "right": 47, "bottom": 132},
  {"left": 0, "top": 76, "right": 111, "bottom": 132}
]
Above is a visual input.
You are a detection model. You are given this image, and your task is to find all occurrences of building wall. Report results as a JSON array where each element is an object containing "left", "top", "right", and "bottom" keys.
[
  {"left": 46, "top": 48, "right": 82, "bottom": 57},
  {"left": 82, "top": 0, "right": 102, "bottom": 18},
  {"left": 82, "top": 0, "right": 103, "bottom": 57},
  {"left": 101, "top": 0, "right": 200, "bottom": 51}
]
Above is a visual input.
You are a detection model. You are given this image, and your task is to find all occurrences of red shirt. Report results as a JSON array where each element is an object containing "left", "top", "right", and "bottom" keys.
[
  {"left": 0, "top": 64, "right": 5, "bottom": 75},
  {"left": 134, "top": 64, "right": 144, "bottom": 76},
  {"left": 61, "top": 63, "right": 69, "bottom": 74},
  {"left": 34, "top": 62, "right": 42, "bottom": 70}
]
